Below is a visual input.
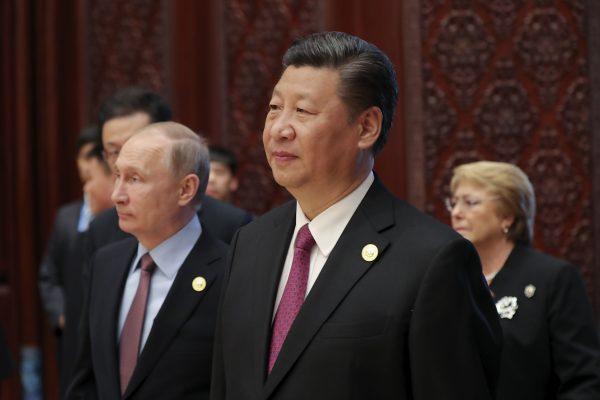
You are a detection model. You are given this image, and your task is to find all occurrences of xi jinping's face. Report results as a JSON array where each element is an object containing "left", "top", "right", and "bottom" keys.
[{"left": 262, "top": 66, "right": 364, "bottom": 199}]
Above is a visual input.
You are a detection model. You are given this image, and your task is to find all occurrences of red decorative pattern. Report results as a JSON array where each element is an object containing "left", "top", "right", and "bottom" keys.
[
  {"left": 422, "top": 1, "right": 595, "bottom": 306},
  {"left": 475, "top": 77, "right": 537, "bottom": 162},
  {"left": 86, "top": 0, "right": 167, "bottom": 116},
  {"left": 479, "top": 0, "right": 525, "bottom": 37},
  {"left": 432, "top": 10, "right": 495, "bottom": 108},
  {"left": 516, "top": 9, "right": 578, "bottom": 106}
]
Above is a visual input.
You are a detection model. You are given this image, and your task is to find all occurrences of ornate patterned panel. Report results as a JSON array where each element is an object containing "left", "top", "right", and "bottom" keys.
[
  {"left": 421, "top": 1, "right": 596, "bottom": 307},
  {"left": 432, "top": 10, "right": 495, "bottom": 108},
  {"left": 223, "top": 0, "right": 320, "bottom": 215},
  {"left": 86, "top": 0, "right": 168, "bottom": 117},
  {"left": 479, "top": 0, "right": 525, "bottom": 37},
  {"left": 516, "top": 9, "right": 578, "bottom": 107},
  {"left": 475, "top": 74, "right": 537, "bottom": 162}
]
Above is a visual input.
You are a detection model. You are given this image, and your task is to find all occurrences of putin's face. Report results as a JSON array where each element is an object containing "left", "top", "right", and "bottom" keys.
[
  {"left": 262, "top": 66, "right": 363, "bottom": 199},
  {"left": 111, "top": 134, "right": 182, "bottom": 247}
]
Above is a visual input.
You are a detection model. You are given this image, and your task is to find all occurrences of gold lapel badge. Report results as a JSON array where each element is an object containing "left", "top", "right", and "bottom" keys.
[
  {"left": 361, "top": 244, "right": 379, "bottom": 262},
  {"left": 192, "top": 276, "right": 207, "bottom": 292},
  {"left": 524, "top": 284, "right": 536, "bottom": 298}
]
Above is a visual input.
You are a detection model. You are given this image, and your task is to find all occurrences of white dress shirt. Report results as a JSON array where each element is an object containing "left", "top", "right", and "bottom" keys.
[
  {"left": 273, "top": 172, "right": 374, "bottom": 316},
  {"left": 118, "top": 215, "right": 201, "bottom": 352}
]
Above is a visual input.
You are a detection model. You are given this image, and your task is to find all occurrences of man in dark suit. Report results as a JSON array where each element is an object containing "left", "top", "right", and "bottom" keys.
[
  {"left": 67, "top": 122, "right": 227, "bottom": 399},
  {"left": 38, "top": 125, "right": 101, "bottom": 396},
  {"left": 211, "top": 32, "right": 503, "bottom": 400},
  {"left": 86, "top": 87, "right": 251, "bottom": 261}
]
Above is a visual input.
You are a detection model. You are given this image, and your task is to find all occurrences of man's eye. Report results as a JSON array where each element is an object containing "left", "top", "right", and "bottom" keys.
[{"left": 268, "top": 104, "right": 281, "bottom": 111}]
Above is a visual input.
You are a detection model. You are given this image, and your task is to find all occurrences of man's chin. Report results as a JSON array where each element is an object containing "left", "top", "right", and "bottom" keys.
[
  {"left": 117, "top": 218, "right": 135, "bottom": 234},
  {"left": 271, "top": 170, "right": 300, "bottom": 190}
]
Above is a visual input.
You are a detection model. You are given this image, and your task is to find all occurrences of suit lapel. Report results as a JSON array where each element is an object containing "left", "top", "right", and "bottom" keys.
[
  {"left": 123, "top": 232, "right": 223, "bottom": 398},
  {"left": 263, "top": 180, "right": 394, "bottom": 398},
  {"left": 252, "top": 203, "right": 296, "bottom": 388},
  {"left": 95, "top": 239, "right": 137, "bottom": 396}
]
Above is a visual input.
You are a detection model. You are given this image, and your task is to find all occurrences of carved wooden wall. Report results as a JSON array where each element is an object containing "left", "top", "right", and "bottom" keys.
[
  {"left": 86, "top": 0, "right": 168, "bottom": 119},
  {"left": 420, "top": 0, "right": 597, "bottom": 308}
]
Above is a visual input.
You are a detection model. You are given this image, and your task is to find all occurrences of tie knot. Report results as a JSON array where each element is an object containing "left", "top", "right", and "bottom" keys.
[
  {"left": 140, "top": 253, "right": 156, "bottom": 273},
  {"left": 295, "top": 224, "right": 315, "bottom": 252}
]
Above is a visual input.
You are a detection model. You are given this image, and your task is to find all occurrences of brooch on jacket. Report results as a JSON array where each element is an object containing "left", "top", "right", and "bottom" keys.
[{"left": 495, "top": 296, "right": 518, "bottom": 319}]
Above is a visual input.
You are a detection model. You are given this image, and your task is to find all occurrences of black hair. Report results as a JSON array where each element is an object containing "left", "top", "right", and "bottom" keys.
[
  {"left": 209, "top": 145, "right": 238, "bottom": 175},
  {"left": 76, "top": 125, "right": 101, "bottom": 152},
  {"left": 282, "top": 31, "right": 398, "bottom": 155},
  {"left": 98, "top": 87, "right": 172, "bottom": 130}
]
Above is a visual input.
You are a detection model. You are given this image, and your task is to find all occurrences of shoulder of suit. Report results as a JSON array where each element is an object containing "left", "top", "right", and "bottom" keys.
[
  {"left": 203, "top": 196, "right": 252, "bottom": 222},
  {"left": 200, "top": 229, "right": 229, "bottom": 256},
  {"left": 234, "top": 200, "right": 294, "bottom": 233},
  {"left": 55, "top": 199, "right": 83, "bottom": 218},
  {"left": 509, "top": 244, "right": 576, "bottom": 279},
  {"left": 391, "top": 198, "right": 462, "bottom": 244}
]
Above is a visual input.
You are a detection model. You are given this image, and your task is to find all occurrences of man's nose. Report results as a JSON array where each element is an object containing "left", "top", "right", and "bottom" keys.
[
  {"left": 111, "top": 179, "right": 127, "bottom": 204},
  {"left": 270, "top": 111, "right": 295, "bottom": 140}
]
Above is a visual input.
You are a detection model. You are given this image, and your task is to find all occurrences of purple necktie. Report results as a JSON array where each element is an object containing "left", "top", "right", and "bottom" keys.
[
  {"left": 119, "top": 253, "right": 156, "bottom": 394},
  {"left": 268, "top": 223, "right": 315, "bottom": 373}
]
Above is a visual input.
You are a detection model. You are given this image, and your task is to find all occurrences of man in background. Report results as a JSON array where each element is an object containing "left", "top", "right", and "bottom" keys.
[
  {"left": 67, "top": 122, "right": 227, "bottom": 399},
  {"left": 207, "top": 146, "right": 239, "bottom": 203},
  {"left": 83, "top": 143, "right": 114, "bottom": 216},
  {"left": 38, "top": 125, "right": 102, "bottom": 396}
]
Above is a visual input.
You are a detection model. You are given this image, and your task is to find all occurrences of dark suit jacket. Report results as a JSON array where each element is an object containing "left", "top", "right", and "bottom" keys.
[
  {"left": 490, "top": 244, "right": 600, "bottom": 400},
  {"left": 38, "top": 200, "right": 87, "bottom": 395},
  {"left": 39, "top": 200, "right": 83, "bottom": 327},
  {"left": 85, "top": 196, "right": 251, "bottom": 259},
  {"left": 211, "top": 179, "right": 502, "bottom": 400},
  {"left": 66, "top": 231, "right": 228, "bottom": 400}
]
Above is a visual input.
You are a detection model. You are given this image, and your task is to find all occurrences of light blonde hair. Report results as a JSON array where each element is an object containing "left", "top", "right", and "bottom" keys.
[
  {"left": 137, "top": 122, "right": 210, "bottom": 204},
  {"left": 450, "top": 161, "right": 536, "bottom": 244}
]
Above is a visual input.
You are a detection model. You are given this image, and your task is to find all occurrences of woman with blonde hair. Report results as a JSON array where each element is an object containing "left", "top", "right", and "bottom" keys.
[{"left": 448, "top": 160, "right": 600, "bottom": 400}]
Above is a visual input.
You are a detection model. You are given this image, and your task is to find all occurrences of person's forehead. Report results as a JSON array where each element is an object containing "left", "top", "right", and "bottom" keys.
[
  {"left": 118, "top": 136, "right": 167, "bottom": 169},
  {"left": 210, "top": 160, "right": 231, "bottom": 171},
  {"left": 274, "top": 66, "right": 340, "bottom": 96},
  {"left": 454, "top": 180, "right": 489, "bottom": 195},
  {"left": 102, "top": 112, "right": 151, "bottom": 143}
]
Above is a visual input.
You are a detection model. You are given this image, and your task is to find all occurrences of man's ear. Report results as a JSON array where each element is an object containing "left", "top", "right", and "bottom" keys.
[
  {"left": 178, "top": 174, "right": 200, "bottom": 206},
  {"left": 229, "top": 176, "right": 239, "bottom": 193},
  {"left": 356, "top": 106, "right": 382, "bottom": 150}
]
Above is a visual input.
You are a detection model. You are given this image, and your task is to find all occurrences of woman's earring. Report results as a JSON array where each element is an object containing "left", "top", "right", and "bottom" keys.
[{"left": 503, "top": 226, "right": 509, "bottom": 235}]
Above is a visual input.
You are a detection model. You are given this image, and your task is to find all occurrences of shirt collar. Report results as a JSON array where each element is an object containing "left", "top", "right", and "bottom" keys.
[
  {"left": 295, "top": 171, "right": 374, "bottom": 257},
  {"left": 133, "top": 215, "right": 202, "bottom": 279}
]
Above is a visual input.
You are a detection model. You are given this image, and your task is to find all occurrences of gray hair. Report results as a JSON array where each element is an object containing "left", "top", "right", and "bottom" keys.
[{"left": 139, "top": 121, "right": 210, "bottom": 204}]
